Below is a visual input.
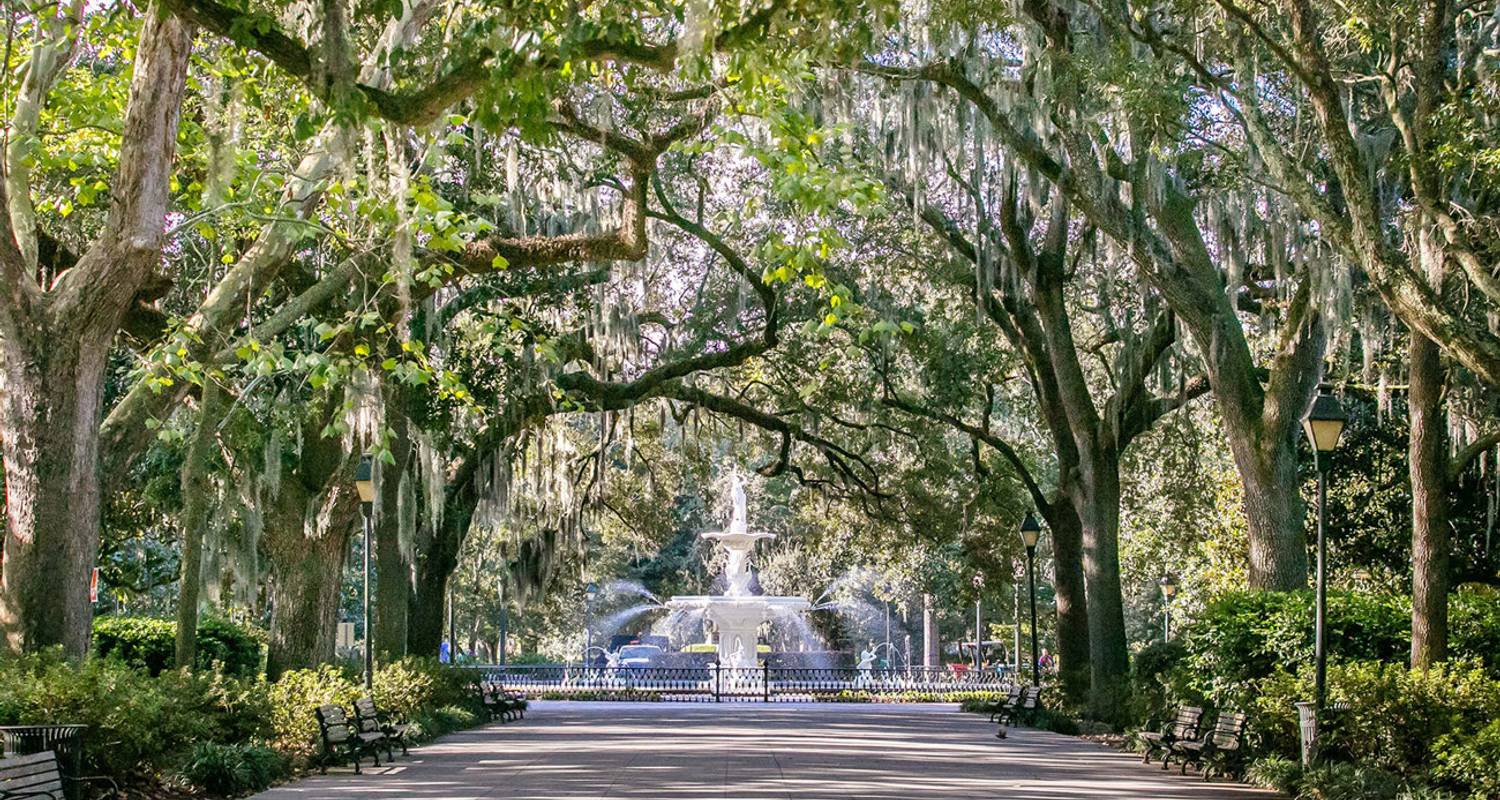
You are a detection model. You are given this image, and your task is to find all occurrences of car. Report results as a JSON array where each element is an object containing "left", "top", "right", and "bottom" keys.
[{"left": 615, "top": 644, "right": 664, "bottom": 668}]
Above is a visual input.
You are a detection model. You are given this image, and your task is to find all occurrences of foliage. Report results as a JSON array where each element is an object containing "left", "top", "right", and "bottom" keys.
[
  {"left": 92, "top": 615, "right": 264, "bottom": 677},
  {"left": 407, "top": 705, "right": 480, "bottom": 742},
  {"left": 1128, "top": 640, "right": 1187, "bottom": 725},
  {"left": 179, "top": 742, "right": 288, "bottom": 796},
  {"left": 1296, "top": 763, "right": 1403, "bottom": 800},
  {"left": 1246, "top": 755, "right": 1305, "bottom": 796},
  {"left": 1144, "top": 593, "right": 1500, "bottom": 798},
  {"left": 1251, "top": 661, "right": 1500, "bottom": 796},
  {"left": 264, "top": 665, "right": 362, "bottom": 757},
  {"left": 0, "top": 650, "right": 271, "bottom": 784},
  {"left": 1160, "top": 590, "right": 1411, "bottom": 725},
  {"left": 1430, "top": 719, "right": 1500, "bottom": 800},
  {"left": 269, "top": 659, "right": 481, "bottom": 757},
  {"left": 372, "top": 657, "right": 483, "bottom": 719}
]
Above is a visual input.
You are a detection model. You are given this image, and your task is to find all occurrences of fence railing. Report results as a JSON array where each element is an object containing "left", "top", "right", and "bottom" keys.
[{"left": 466, "top": 664, "right": 1012, "bottom": 703}]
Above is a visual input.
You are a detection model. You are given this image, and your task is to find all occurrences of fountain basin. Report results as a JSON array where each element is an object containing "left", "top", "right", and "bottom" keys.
[{"left": 665, "top": 595, "right": 811, "bottom": 668}]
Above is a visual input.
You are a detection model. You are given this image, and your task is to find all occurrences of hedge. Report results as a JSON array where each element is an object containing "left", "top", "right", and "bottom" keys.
[{"left": 92, "top": 615, "right": 264, "bottom": 677}]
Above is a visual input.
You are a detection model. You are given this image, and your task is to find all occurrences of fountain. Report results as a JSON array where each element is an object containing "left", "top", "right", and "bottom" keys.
[{"left": 665, "top": 475, "right": 810, "bottom": 668}]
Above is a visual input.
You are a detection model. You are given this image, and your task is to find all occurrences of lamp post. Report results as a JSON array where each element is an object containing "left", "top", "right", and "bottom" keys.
[
  {"left": 583, "top": 582, "right": 599, "bottom": 665},
  {"left": 1019, "top": 512, "right": 1043, "bottom": 687},
  {"left": 971, "top": 573, "right": 984, "bottom": 671},
  {"left": 354, "top": 454, "right": 376, "bottom": 690},
  {"left": 1302, "top": 391, "right": 1346, "bottom": 765},
  {"left": 498, "top": 575, "right": 508, "bottom": 667},
  {"left": 1158, "top": 575, "right": 1178, "bottom": 641}
]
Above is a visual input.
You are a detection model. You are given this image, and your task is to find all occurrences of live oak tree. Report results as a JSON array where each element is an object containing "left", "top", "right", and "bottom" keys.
[
  {"left": 0, "top": 3, "right": 193, "bottom": 656},
  {"left": 855, "top": 2, "right": 1332, "bottom": 591},
  {"left": 0, "top": 0, "right": 888, "bottom": 657}
]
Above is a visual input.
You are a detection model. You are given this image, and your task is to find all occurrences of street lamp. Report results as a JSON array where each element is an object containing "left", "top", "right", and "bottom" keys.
[
  {"left": 1019, "top": 512, "right": 1043, "bottom": 687},
  {"left": 583, "top": 582, "right": 599, "bottom": 664},
  {"left": 498, "top": 575, "right": 509, "bottom": 667},
  {"left": 354, "top": 454, "right": 376, "bottom": 690},
  {"left": 971, "top": 573, "right": 984, "bottom": 671},
  {"left": 1302, "top": 390, "right": 1346, "bottom": 765},
  {"left": 1158, "top": 574, "right": 1178, "bottom": 641}
]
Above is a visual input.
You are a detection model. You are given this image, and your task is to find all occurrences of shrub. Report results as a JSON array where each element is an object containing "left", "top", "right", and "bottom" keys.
[
  {"left": 1298, "top": 763, "right": 1402, "bottom": 800},
  {"left": 1252, "top": 660, "right": 1500, "bottom": 796},
  {"left": 1129, "top": 640, "right": 1188, "bottom": 726},
  {"left": 1431, "top": 719, "right": 1500, "bottom": 800},
  {"left": 265, "top": 665, "right": 361, "bottom": 758},
  {"left": 1177, "top": 591, "right": 1408, "bottom": 713},
  {"left": 1246, "top": 755, "right": 1303, "bottom": 795},
  {"left": 408, "top": 705, "right": 478, "bottom": 742},
  {"left": 1449, "top": 589, "right": 1500, "bottom": 676},
  {"left": 92, "top": 616, "right": 264, "bottom": 677},
  {"left": 0, "top": 650, "right": 269, "bottom": 783},
  {"left": 179, "top": 742, "right": 288, "bottom": 796},
  {"left": 372, "top": 657, "right": 483, "bottom": 718}
]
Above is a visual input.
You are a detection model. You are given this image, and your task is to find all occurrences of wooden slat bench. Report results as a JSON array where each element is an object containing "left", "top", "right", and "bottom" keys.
[
  {"left": 314, "top": 704, "right": 384, "bottom": 774},
  {"left": 0, "top": 751, "right": 116, "bottom": 800},
  {"left": 480, "top": 683, "right": 527, "bottom": 722},
  {"left": 994, "top": 686, "right": 1041, "bottom": 738},
  {"left": 353, "top": 698, "right": 410, "bottom": 759},
  {"left": 984, "top": 685, "right": 1025, "bottom": 723},
  {"left": 1139, "top": 706, "right": 1204, "bottom": 768},
  {"left": 1173, "top": 711, "right": 1248, "bottom": 781}
]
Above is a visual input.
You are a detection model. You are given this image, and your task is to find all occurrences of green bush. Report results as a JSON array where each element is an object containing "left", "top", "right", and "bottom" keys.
[
  {"left": 1251, "top": 660, "right": 1500, "bottom": 796},
  {"left": 1431, "top": 719, "right": 1500, "bottom": 800},
  {"left": 1246, "top": 755, "right": 1304, "bottom": 795},
  {"left": 1449, "top": 589, "right": 1500, "bottom": 675},
  {"left": 92, "top": 616, "right": 264, "bottom": 677},
  {"left": 266, "top": 665, "right": 362, "bottom": 758},
  {"left": 1129, "top": 640, "right": 1188, "bottom": 726},
  {"left": 408, "top": 705, "right": 478, "bottom": 742},
  {"left": 179, "top": 742, "right": 288, "bottom": 796},
  {"left": 1177, "top": 591, "right": 1408, "bottom": 713},
  {"left": 0, "top": 650, "right": 270, "bottom": 783},
  {"left": 1298, "top": 762, "right": 1402, "bottom": 800}
]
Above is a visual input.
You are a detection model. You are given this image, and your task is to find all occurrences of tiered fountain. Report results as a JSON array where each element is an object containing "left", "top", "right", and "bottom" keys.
[{"left": 665, "top": 475, "right": 810, "bottom": 668}]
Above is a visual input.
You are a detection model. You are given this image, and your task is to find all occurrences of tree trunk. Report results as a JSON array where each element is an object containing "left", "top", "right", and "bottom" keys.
[
  {"left": 1046, "top": 487, "right": 1091, "bottom": 702},
  {"left": 1232, "top": 432, "right": 1311, "bottom": 590},
  {"left": 263, "top": 480, "right": 360, "bottom": 678},
  {"left": 1073, "top": 452, "right": 1129, "bottom": 717},
  {"left": 1410, "top": 330, "right": 1449, "bottom": 667},
  {"left": 174, "top": 382, "right": 223, "bottom": 669},
  {"left": 406, "top": 462, "right": 480, "bottom": 657},
  {"left": 373, "top": 407, "right": 411, "bottom": 660},
  {"left": 407, "top": 512, "right": 465, "bottom": 658},
  {"left": 0, "top": 337, "right": 111, "bottom": 656}
]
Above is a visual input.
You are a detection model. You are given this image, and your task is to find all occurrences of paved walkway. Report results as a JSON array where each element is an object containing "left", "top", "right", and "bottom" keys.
[{"left": 255, "top": 701, "right": 1278, "bottom": 799}]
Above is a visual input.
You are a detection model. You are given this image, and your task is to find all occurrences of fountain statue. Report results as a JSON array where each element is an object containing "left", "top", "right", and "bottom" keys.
[{"left": 665, "top": 474, "right": 810, "bottom": 668}]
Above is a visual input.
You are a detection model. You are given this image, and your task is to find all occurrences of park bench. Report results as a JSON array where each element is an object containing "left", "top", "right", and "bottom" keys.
[
  {"left": 983, "top": 685, "right": 1025, "bottom": 722},
  {"left": 479, "top": 683, "right": 527, "bottom": 722},
  {"left": 353, "top": 697, "right": 410, "bottom": 759},
  {"left": 980, "top": 685, "right": 1024, "bottom": 721},
  {"left": 0, "top": 751, "right": 116, "bottom": 800},
  {"left": 1172, "top": 711, "right": 1248, "bottom": 781},
  {"left": 994, "top": 686, "right": 1041, "bottom": 738},
  {"left": 1138, "top": 705, "right": 1204, "bottom": 768},
  {"left": 314, "top": 704, "right": 384, "bottom": 774}
]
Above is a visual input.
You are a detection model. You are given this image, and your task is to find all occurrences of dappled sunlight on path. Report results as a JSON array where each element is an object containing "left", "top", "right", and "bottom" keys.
[{"left": 250, "top": 701, "right": 1280, "bottom": 799}]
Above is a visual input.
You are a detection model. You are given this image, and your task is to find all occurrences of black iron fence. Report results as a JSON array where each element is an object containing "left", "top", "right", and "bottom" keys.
[{"left": 467, "top": 665, "right": 1012, "bottom": 703}]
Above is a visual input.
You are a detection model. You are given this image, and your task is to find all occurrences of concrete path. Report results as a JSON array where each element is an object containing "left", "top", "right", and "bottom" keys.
[{"left": 254, "top": 701, "right": 1279, "bottom": 799}]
